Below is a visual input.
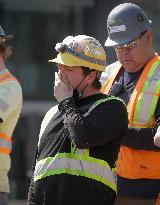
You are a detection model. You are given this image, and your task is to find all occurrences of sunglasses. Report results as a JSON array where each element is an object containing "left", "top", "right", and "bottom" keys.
[{"left": 114, "top": 30, "right": 147, "bottom": 52}]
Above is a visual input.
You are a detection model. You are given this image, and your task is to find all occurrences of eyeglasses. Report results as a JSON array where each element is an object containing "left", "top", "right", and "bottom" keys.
[
  {"left": 114, "top": 30, "right": 147, "bottom": 52},
  {"left": 56, "top": 64, "right": 73, "bottom": 71}
]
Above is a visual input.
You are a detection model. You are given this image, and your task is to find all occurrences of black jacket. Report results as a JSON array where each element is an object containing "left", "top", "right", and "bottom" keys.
[{"left": 27, "top": 93, "right": 128, "bottom": 205}]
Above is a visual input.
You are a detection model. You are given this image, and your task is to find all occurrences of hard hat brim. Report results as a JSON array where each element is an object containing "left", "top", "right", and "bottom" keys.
[
  {"left": 104, "top": 37, "right": 120, "bottom": 47},
  {"left": 49, "top": 52, "right": 106, "bottom": 72},
  {"left": 104, "top": 27, "right": 150, "bottom": 47},
  {"left": 104, "top": 36, "right": 134, "bottom": 47}
]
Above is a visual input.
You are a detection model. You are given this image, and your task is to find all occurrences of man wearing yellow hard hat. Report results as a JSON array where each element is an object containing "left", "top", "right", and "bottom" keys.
[{"left": 27, "top": 35, "right": 128, "bottom": 205}]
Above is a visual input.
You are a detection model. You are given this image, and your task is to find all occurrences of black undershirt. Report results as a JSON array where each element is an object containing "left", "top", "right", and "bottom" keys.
[{"left": 116, "top": 68, "right": 143, "bottom": 104}]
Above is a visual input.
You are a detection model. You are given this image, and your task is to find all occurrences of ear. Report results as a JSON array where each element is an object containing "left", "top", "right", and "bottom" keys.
[
  {"left": 146, "top": 29, "right": 152, "bottom": 45},
  {"left": 87, "top": 71, "right": 96, "bottom": 84}
]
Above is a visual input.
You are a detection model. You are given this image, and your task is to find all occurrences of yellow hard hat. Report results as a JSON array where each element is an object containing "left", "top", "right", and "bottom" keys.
[{"left": 49, "top": 35, "right": 107, "bottom": 71}]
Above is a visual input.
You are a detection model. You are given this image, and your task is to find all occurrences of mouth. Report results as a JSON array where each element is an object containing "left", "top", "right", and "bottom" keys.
[{"left": 122, "top": 59, "right": 132, "bottom": 63}]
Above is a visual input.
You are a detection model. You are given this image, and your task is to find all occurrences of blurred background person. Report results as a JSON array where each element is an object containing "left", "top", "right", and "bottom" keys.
[
  {"left": 154, "top": 126, "right": 160, "bottom": 147},
  {"left": 0, "top": 26, "right": 22, "bottom": 205},
  {"left": 154, "top": 127, "right": 160, "bottom": 205}
]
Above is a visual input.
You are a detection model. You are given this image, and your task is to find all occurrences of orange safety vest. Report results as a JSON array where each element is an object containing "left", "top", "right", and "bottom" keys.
[
  {"left": 101, "top": 54, "right": 160, "bottom": 179},
  {"left": 0, "top": 70, "right": 16, "bottom": 154}
]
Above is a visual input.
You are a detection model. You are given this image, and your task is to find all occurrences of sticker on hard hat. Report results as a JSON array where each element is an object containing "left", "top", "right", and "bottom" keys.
[{"left": 108, "top": 25, "right": 126, "bottom": 34}]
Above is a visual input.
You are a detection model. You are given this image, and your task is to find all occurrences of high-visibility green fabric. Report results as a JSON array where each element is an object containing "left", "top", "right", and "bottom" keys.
[
  {"left": 131, "top": 59, "right": 160, "bottom": 128},
  {"left": 34, "top": 152, "right": 116, "bottom": 191}
]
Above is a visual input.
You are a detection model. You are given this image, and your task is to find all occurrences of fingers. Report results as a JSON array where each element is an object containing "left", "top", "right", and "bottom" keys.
[
  {"left": 154, "top": 136, "right": 160, "bottom": 147},
  {"left": 54, "top": 72, "right": 69, "bottom": 92},
  {"left": 154, "top": 127, "right": 160, "bottom": 147},
  {"left": 55, "top": 71, "right": 67, "bottom": 86},
  {"left": 55, "top": 72, "right": 61, "bottom": 85},
  {"left": 54, "top": 71, "right": 73, "bottom": 91}
]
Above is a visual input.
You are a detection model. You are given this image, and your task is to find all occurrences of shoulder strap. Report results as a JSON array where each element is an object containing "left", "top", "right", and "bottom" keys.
[{"left": 84, "top": 96, "right": 125, "bottom": 117}]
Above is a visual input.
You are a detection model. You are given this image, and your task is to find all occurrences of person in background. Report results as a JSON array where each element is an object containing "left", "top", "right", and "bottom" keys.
[
  {"left": 154, "top": 129, "right": 160, "bottom": 205},
  {"left": 154, "top": 127, "right": 160, "bottom": 147},
  {"left": 0, "top": 25, "right": 22, "bottom": 205},
  {"left": 101, "top": 3, "right": 160, "bottom": 205},
  {"left": 27, "top": 35, "right": 128, "bottom": 205}
]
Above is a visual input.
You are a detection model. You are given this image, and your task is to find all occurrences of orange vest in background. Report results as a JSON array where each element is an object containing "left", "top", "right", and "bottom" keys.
[
  {"left": 101, "top": 54, "right": 160, "bottom": 179},
  {"left": 0, "top": 71, "right": 16, "bottom": 155}
]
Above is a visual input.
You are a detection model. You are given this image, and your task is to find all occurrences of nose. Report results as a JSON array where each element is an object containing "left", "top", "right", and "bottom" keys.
[
  {"left": 57, "top": 65, "right": 66, "bottom": 74},
  {"left": 116, "top": 48, "right": 131, "bottom": 59}
]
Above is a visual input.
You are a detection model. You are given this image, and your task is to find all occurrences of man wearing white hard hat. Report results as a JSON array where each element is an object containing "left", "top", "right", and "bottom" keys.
[{"left": 27, "top": 35, "right": 128, "bottom": 205}]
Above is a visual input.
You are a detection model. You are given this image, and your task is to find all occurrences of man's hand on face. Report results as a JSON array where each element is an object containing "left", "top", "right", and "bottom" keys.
[
  {"left": 154, "top": 126, "right": 160, "bottom": 147},
  {"left": 54, "top": 72, "right": 73, "bottom": 102}
]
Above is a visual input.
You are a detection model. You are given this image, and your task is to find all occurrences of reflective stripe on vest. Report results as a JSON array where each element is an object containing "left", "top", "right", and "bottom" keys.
[
  {"left": 0, "top": 70, "right": 15, "bottom": 155},
  {"left": 35, "top": 97, "right": 124, "bottom": 191},
  {"left": 131, "top": 57, "right": 160, "bottom": 127},
  {"left": 0, "top": 133, "right": 12, "bottom": 154},
  {"left": 0, "top": 70, "right": 16, "bottom": 83},
  {"left": 34, "top": 152, "right": 116, "bottom": 191}
]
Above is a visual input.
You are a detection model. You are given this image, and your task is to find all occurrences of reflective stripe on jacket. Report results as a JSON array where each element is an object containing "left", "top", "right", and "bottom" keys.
[
  {"left": 0, "top": 70, "right": 16, "bottom": 154},
  {"left": 101, "top": 54, "right": 160, "bottom": 179},
  {"left": 0, "top": 133, "right": 12, "bottom": 154},
  {"left": 34, "top": 151, "right": 116, "bottom": 191},
  {"left": 35, "top": 97, "right": 124, "bottom": 191},
  {"left": 0, "top": 70, "right": 16, "bottom": 83}
]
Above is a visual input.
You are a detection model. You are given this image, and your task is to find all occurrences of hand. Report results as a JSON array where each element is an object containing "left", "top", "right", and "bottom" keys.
[
  {"left": 154, "top": 126, "right": 160, "bottom": 147},
  {"left": 54, "top": 72, "right": 73, "bottom": 102}
]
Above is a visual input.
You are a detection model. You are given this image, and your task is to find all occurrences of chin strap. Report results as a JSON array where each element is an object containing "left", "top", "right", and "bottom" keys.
[
  {"left": 78, "top": 83, "right": 89, "bottom": 98},
  {"left": 73, "top": 74, "right": 89, "bottom": 101}
]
